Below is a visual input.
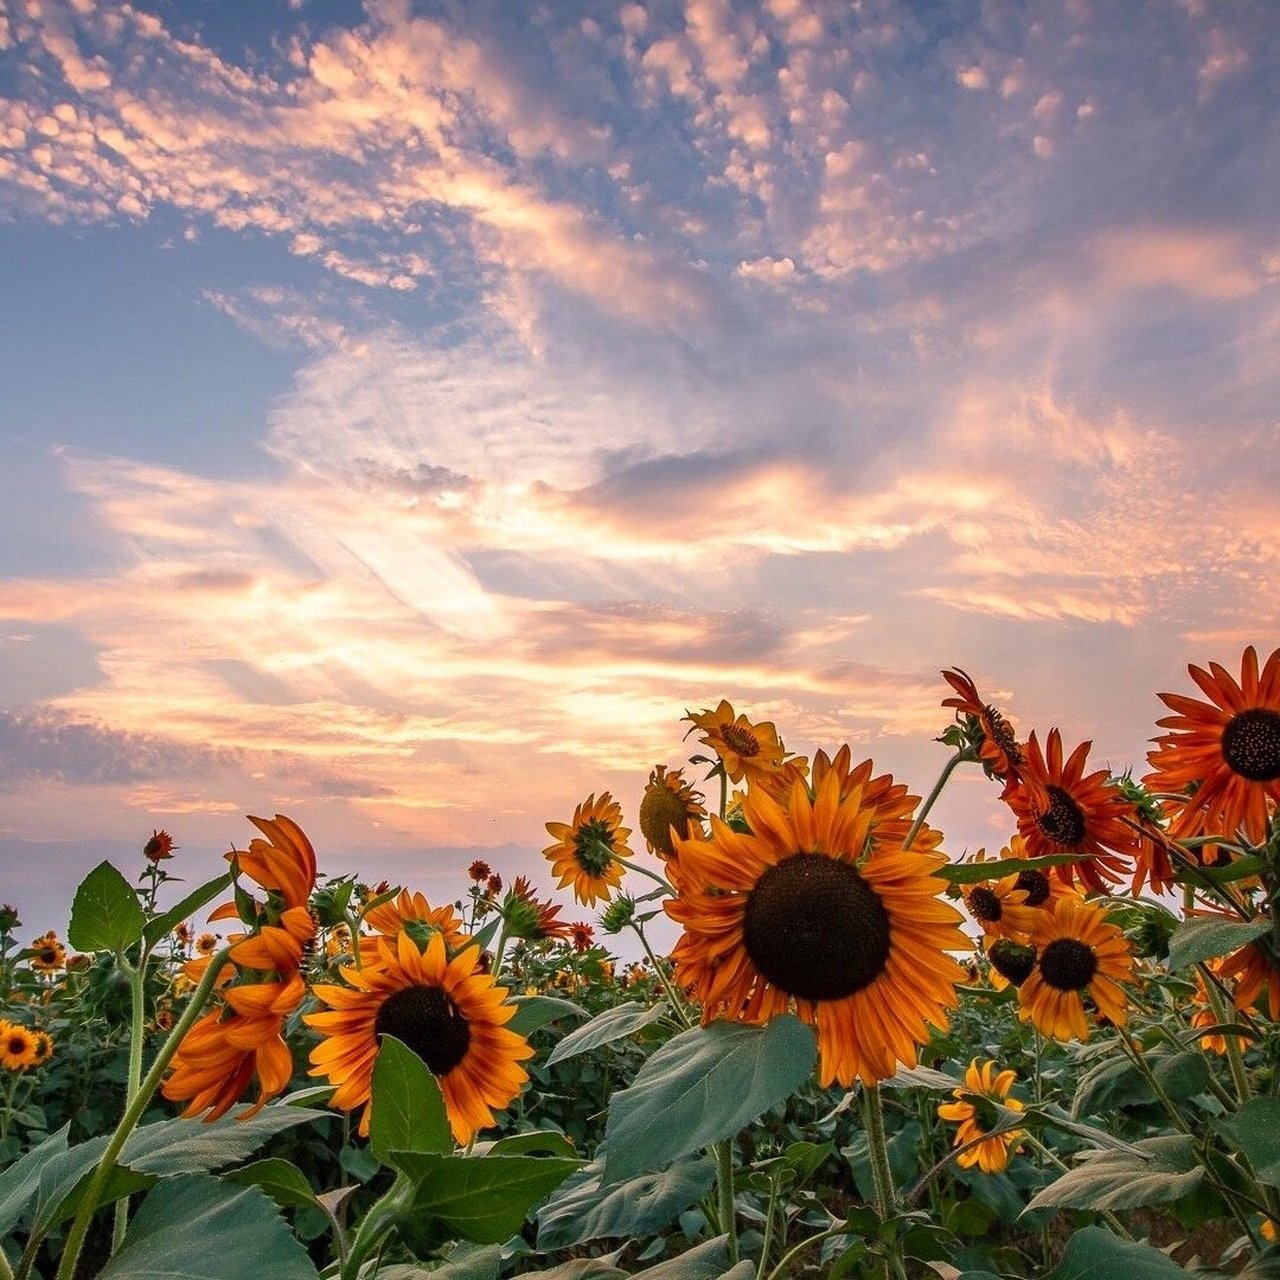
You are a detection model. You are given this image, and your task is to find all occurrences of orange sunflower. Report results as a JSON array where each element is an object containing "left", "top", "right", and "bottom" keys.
[
  {"left": 961, "top": 840, "right": 1073, "bottom": 942},
  {"left": 1146, "top": 645, "right": 1280, "bottom": 845},
  {"left": 544, "top": 793, "right": 631, "bottom": 906},
  {"left": 638, "top": 765, "right": 707, "bottom": 858},
  {"left": 937, "top": 1059, "right": 1025, "bottom": 1173},
  {"left": 666, "top": 771, "right": 970, "bottom": 1087},
  {"left": 306, "top": 932, "right": 532, "bottom": 1144},
  {"left": 942, "top": 669, "right": 1024, "bottom": 790},
  {"left": 1004, "top": 730, "right": 1139, "bottom": 893},
  {"left": 1218, "top": 935, "right": 1280, "bottom": 1021},
  {"left": 808, "top": 747, "right": 943, "bottom": 854},
  {"left": 359, "top": 889, "right": 471, "bottom": 962},
  {"left": 684, "top": 700, "right": 789, "bottom": 790},
  {"left": 1017, "top": 897, "right": 1133, "bottom": 1041},
  {"left": 1, "top": 1020, "right": 39, "bottom": 1071},
  {"left": 28, "top": 931, "right": 66, "bottom": 974}
]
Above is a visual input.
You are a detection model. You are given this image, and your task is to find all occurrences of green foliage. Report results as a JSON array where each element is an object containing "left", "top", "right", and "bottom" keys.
[
  {"left": 1166, "top": 916, "right": 1272, "bottom": 970},
  {"left": 369, "top": 1035, "right": 451, "bottom": 1165},
  {"left": 1046, "top": 1225, "right": 1192, "bottom": 1278},
  {"left": 68, "top": 860, "right": 146, "bottom": 953},
  {"left": 1026, "top": 1136, "right": 1204, "bottom": 1213}
]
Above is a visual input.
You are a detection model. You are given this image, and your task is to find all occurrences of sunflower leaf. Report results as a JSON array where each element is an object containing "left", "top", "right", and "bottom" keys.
[
  {"left": 370, "top": 1035, "right": 451, "bottom": 1165},
  {"left": 545, "top": 1001, "right": 668, "bottom": 1066},
  {"left": 1216, "top": 1097, "right": 1280, "bottom": 1186},
  {"left": 935, "top": 853, "right": 1081, "bottom": 886},
  {"left": 601, "top": 1016, "right": 817, "bottom": 1184},
  {"left": 1024, "top": 1135, "right": 1203, "bottom": 1214},
  {"left": 223, "top": 1158, "right": 318, "bottom": 1210},
  {"left": 1166, "top": 917, "right": 1272, "bottom": 970},
  {"left": 507, "top": 995, "right": 588, "bottom": 1037},
  {"left": 1045, "top": 1225, "right": 1192, "bottom": 1279},
  {"left": 68, "top": 860, "right": 146, "bottom": 953}
]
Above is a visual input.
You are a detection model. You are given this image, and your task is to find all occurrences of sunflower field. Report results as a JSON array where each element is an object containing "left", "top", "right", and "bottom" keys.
[{"left": 3, "top": 646, "right": 1280, "bottom": 1280}]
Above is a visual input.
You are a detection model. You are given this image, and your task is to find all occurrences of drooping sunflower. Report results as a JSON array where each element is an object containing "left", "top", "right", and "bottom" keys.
[
  {"left": 544, "top": 793, "right": 631, "bottom": 906},
  {"left": 1145, "top": 645, "right": 1280, "bottom": 845},
  {"left": 1004, "top": 730, "right": 1139, "bottom": 893},
  {"left": 684, "top": 700, "right": 789, "bottom": 790},
  {"left": 306, "top": 931, "right": 533, "bottom": 1144},
  {"left": 30, "top": 1028, "right": 54, "bottom": 1068},
  {"left": 1, "top": 1020, "right": 39, "bottom": 1071},
  {"left": 666, "top": 771, "right": 970, "bottom": 1088},
  {"left": 144, "top": 828, "right": 176, "bottom": 862},
  {"left": 1017, "top": 897, "right": 1133, "bottom": 1041},
  {"left": 942, "top": 668, "right": 1024, "bottom": 790},
  {"left": 936, "top": 1059, "right": 1025, "bottom": 1173},
  {"left": 29, "top": 931, "right": 66, "bottom": 974},
  {"left": 638, "top": 765, "right": 707, "bottom": 858},
  {"left": 503, "top": 876, "right": 573, "bottom": 943}
]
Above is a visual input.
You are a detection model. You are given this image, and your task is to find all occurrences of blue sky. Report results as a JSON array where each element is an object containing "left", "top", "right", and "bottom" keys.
[{"left": 1, "top": 0, "right": 1277, "bottom": 937}]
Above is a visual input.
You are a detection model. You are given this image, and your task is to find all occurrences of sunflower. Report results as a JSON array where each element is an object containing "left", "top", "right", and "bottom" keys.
[
  {"left": 684, "top": 700, "right": 789, "bottom": 790},
  {"left": 986, "top": 938, "right": 1038, "bottom": 990},
  {"left": 961, "top": 841, "right": 1072, "bottom": 942},
  {"left": 808, "top": 747, "right": 943, "bottom": 854},
  {"left": 29, "top": 931, "right": 66, "bottom": 974},
  {"left": 638, "top": 765, "right": 707, "bottom": 858},
  {"left": 1, "top": 1021, "right": 40, "bottom": 1071},
  {"left": 29, "top": 1029, "right": 54, "bottom": 1067},
  {"left": 666, "top": 771, "right": 970, "bottom": 1087},
  {"left": 144, "top": 828, "right": 176, "bottom": 862},
  {"left": 570, "top": 922, "right": 596, "bottom": 953},
  {"left": 1189, "top": 967, "right": 1240, "bottom": 1055},
  {"left": 1145, "top": 646, "right": 1280, "bottom": 845},
  {"left": 503, "top": 877, "right": 572, "bottom": 943},
  {"left": 942, "top": 668, "right": 1024, "bottom": 789},
  {"left": 544, "top": 793, "right": 631, "bottom": 906},
  {"left": 196, "top": 932, "right": 219, "bottom": 956},
  {"left": 361, "top": 889, "right": 470, "bottom": 959},
  {"left": 1017, "top": 897, "right": 1133, "bottom": 1041},
  {"left": 936, "top": 1059, "right": 1025, "bottom": 1173},
  {"left": 1218, "top": 936, "right": 1280, "bottom": 1021},
  {"left": 306, "top": 931, "right": 532, "bottom": 1144},
  {"left": 1004, "top": 730, "right": 1139, "bottom": 893}
]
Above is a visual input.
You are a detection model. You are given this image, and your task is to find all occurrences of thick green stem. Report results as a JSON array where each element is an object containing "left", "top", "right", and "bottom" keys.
[
  {"left": 56, "top": 949, "right": 234, "bottom": 1280},
  {"left": 1199, "top": 964, "right": 1250, "bottom": 1105},
  {"left": 902, "top": 751, "right": 966, "bottom": 852},
  {"left": 0, "top": 1243, "right": 14, "bottom": 1280},
  {"left": 112, "top": 955, "right": 149, "bottom": 1251},
  {"left": 489, "top": 920, "right": 510, "bottom": 980},
  {"left": 340, "top": 1174, "right": 412, "bottom": 1280},
  {"left": 862, "top": 1083, "right": 896, "bottom": 1218},
  {"left": 715, "top": 1140, "right": 739, "bottom": 1266},
  {"left": 1118, "top": 1030, "right": 1191, "bottom": 1135}
]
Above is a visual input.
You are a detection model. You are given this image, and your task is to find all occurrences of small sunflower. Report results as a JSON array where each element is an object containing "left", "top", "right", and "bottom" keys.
[
  {"left": 570, "top": 922, "right": 596, "bottom": 953},
  {"left": 28, "top": 931, "right": 66, "bottom": 974},
  {"left": 1145, "top": 645, "right": 1280, "bottom": 844},
  {"left": 986, "top": 938, "right": 1038, "bottom": 990},
  {"left": 942, "top": 668, "right": 1024, "bottom": 788},
  {"left": 144, "top": 828, "right": 176, "bottom": 862},
  {"left": 468, "top": 859, "right": 492, "bottom": 882},
  {"left": 503, "top": 876, "right": 573, "bottom": 942},
  {"left": 30, "top": 1028, "right": 54, "bottom": 1067},
  {"left": 1, "top": 1020, "right": 39, "bottom": 1071},
  {"left": 638, "top": 765, "right": 707, "bottom": 858},
  {"left": 960, "top": 841, "right": 1072, "bottom": 941},
  {"left": 544, "top": 793, "right": 631, "bottom": 906},
  {"left": 1018, "top": 897, "right": 1133, "bottom": 1041},
  {"left": 666, "top": 772, "right": 970, "bottom": 1087},
  {"left": 1004, "top": 730, "right": 1139, "bottom": 893},
  {"left": 306, "top": 932, "right": 532, "bottom": 1144},
  {"left": 937, "top": 1059, "right": 1025, "bottom": 1173},
  {"left": 196, "top": 932, "right": 219, "bottom": 956},
  {"left": 684, "top": 700, "right": 789, "bottom": 789}
]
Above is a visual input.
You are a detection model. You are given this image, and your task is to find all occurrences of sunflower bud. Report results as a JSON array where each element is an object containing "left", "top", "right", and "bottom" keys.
[{"left": 600, "top": 895, "right": 637, "bottom": 934}]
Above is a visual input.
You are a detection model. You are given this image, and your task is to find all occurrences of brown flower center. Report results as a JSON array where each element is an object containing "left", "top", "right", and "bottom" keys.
[
  {"left": 1014, "top": 869, "right": 1051, "bottom": 907},
  {"left": 721, "top": 724, "right": 760, "bottom": 758},
  {"left": 1039, "top": 938, "right": 1098, "bottom": 991},
  {"left": 988, "top": 939, "right": 1036, "bottom": 987},
  {"left": 1036, "top": 785, "right": 1087, "bottom": 848},
  {"left": 375, "top": 984, "right": 471, "bottom": 1076},
  {"left": 1221, "top": 708, "right": 1280, "bottom": 783},
  {"left": 743, "top": 855, "right": 890, "bottom": 1001},
  {"left": 983, "top": 707, "right": 1023, "bottom": 771},
  {"left": 572, "top": 819, "right": 616, "bottom": 876},
  {"left": 967, "top": 886, "right": 1003, "bottom": 923},
  {"left": 639, "top": 782, "right": 695, "bottom": 856}
]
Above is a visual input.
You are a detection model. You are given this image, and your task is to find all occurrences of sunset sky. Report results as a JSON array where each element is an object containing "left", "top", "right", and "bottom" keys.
[{"left": 1, "top": 0, "right": 1277, "bottom": 939}]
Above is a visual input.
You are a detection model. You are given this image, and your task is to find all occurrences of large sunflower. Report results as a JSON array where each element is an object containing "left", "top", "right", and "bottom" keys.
[
  {"left": 306, "top": 931, "right": 532, "bottom": 1144},
  {"left": 1004, "top": 730, "right": 1138, "bottom": 893},
  {"left": 1145, "top": 645, "right": 1280, "bottom": 845},
  {"left": 665, "top": 772, "right": 970, "bottom": 1087},
  {"left": 1017, "top": 897, "right": 1133, "bottom": 1041},
  {"left": 937, "top": 1059, "right": 1025, "bottom": 1174},
  {"left": 942, "top": 668, "right": 1024, "bottom": 790},
  {"left": 544, "top": 793, "right": 631, "bottom": 906},
  {"left": 684, "top": 700, "right": 789, "bottom": 790}
]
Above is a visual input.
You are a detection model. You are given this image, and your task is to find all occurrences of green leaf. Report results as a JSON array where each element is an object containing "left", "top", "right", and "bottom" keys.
[
  {"left": 506, "top": 995, "right": 588, "bottom": 1037},
  {"left": 1173, "top": 855, "right": 1265, "bottom": 886},
  {"left": 370, "top": 1035, "right": 451, "bottom": 1166},
  {"left": 223, "top": 1159, "right": 317, "bottom": 1210},
  {"left": 1046, "top": 1225, "right": 1191, "bottom": 1278},
  {"left": 1166, "top": 917, "right": 1271, "bottom": 970},
  {"left": 1218, "top": 1097, "right": 1280, "bottom": 1187},
  {"left": 936, "top": 853, "right": 1081, "bottom": 885},
  {"left": 545, "top": 1001, "right": 668, "bottom": 1066},
  {"left": 68, "top": 860, "right": 146, "bottom": 953},
  {"left": 394, "top": 1152, "right": 580, "bottom": 1244},
  {"left": 1026, "top": 1136, "right": 1203, "bottom": 1214},
  {"left": 119, "top": 1106, "right": 330, "bottom": 1176},
  {"left": 536, "top": 1153, "right": 715, "bottom": 1249},
  {"left": 0, "top": 1124, "right": 69, "bottom": 1236},
  {"left": 631, "top": 1236, "right": 736, "bottom": 1277},
  {"left": 142, "top": 872, "right": 234, "bottom": 946},
  {"left": 883, "top": 1064, "right": 963, "bottom": 1092},
  {"left": 1071, "top": 1055, "right": 1151, "bottom": 1117},
  {"left": 97, "top": 1173, "right": 319, "bottom": 1279},
  {"left": 1151, "top": 1050, "right": 1210, "bottom": 1102},
  {"left": 375, "top": 1243, "right": 504, "bottom": 1279},
  {"left": 475, "top": 1130, "right": 577, "bottom": 1159},
  {"left": 603, "top": 1017, "right": 816, "bottom": 1184},
  {"left": 505, "top": 1257, "right": 626, "bottom": 1280}
]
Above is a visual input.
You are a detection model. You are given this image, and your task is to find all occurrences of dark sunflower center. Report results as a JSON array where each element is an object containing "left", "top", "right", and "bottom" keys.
[
  {"left": 1039, "top": 938, "right": 1098, "bottom": 991},
  {"left": 37, "top": 948, "right": 58, "bottom": 965},
  {"left": 6, "top": 1035, "right": 25, "bottom": 1054},
  {"left": 967, "top": 886, "right": 1002, "bottom": 922},
  {"left": 983, "top": 707, "right": 1022, "bottom": 769},
  {"left": 639, "top": 786, "right": 692, "bottom": 856},
  {"left": 1036, "top": 785, "right": 1087, "bottom": 848},
  {"left": 742, "top": 854, "right": 890, "bottom": 1001},
  {"left": 721, "top": 724, "right": 760, "bottom": 758},
  {"left": 1221, "top": 708, "right": 1280, "bottom": 783},
  {"left": 988, "top": 939, "right": 1036, "bottom": 986},
  {"left": 375, "top": 984, "right": 471, "bottom": 1076},
  {"left": 1014, "top": 869, "right": 1051, "bottom": 906},
  {"left": 572, "top": 819, "right": 616, "bottom": 876}
]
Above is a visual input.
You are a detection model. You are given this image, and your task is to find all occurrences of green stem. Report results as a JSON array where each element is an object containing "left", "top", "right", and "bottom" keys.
[
  {"left": 862, "top": 1083, "right": 896, "bottom": 1218},
  {"left": 56, "top": 949, "right": 234, "bottom": 1280},
  {"left": 756, "top": 1173, "right": 780, "bottom": 1280},
  {"left": 902, "top": 751, "right": 967, "bottom": 852},
  {"left": 490, "top": 920, "right": 510, "bottom": 980},
  {"left": 763, "top": 1225, "right": 848, "bottom": 1280},
  {"left": 715, "top": 1139, "right": 739, "bottom": 1266},
  {"left": 112, "top": 954, "right": 149, "bottom": 1251},
  {"left": 614, "top": 856, "right": 676, "bottom": 896},
  {"left": 0, "top": 1242, "right": 13, "bottom": 1280},
  {"left": 340, "top": 1174, "right": 412, "bottom": 1280},
  {"left": 628, "top": 920, "right": 691, "bottom": 1030},
  {"left": 0, "top": 1071, "right": 19, "bottom": 1144},
  {"left": 1198, "top": 965, "right": 1250, "bottom": 1106},
  {"left": 1117, "top": 1030, "right": 1191, "bottom": 1135}
]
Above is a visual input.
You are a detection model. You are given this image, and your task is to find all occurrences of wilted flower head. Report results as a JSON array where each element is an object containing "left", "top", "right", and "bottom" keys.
[
  {"left": 0, "top": 904, "right": 21, "bottom": 933},
  {"left": 468, "top": 859, "right": 493, "bottom": 882},
  {"left": 144, "top": 829, "right": 176, "bottom": 862}
]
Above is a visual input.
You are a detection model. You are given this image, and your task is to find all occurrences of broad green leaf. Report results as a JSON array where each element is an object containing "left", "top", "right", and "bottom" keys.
[
  {"left": 1166, "top": 917, "right": 1271, "bottom": 971},
  {"left": 1218, "top": 1097, "right": 1280, "bottom": 1187},
  {"left": 1151, "top": 1050, "right": 1210, "bottom": 1102},
  {"left": 884, "top": 1064, "right": 963, "bottom": 1092},
  {"left": 1024, "top": 1104, "right": 1149, "bottom": 1155},
  {"left": 370, "top": 1035, "right": 451, "bottom": 1165},
  {"left": 631, "top": 1235, "right": 735, "bottom": 1277},
  {"left": 395, "top": 1152, "right": 580, "bottom": 1244},
  {"left": 936, "top": 853, "right": 1081, "bottom": 885},
  {"left": 603, "top": 1017, "right": 817, "bottom": 1184},
  {"left": 474, "top": 1131, "right": 577, "bottom": 1159},
  {"left": 68, "top": 860, "right": 146, "bottom": 952},
  {"left": 223, "top": 1159, "right": 317, "bottom": 1210},
  {"left": 1173, "top": 855, "right": 1265, "bottom": 886},
  {"left": 506, "top": 1258, "right": 627, "bottom": 1280},
  {"left": 1046, "top": 1225, "right": 1191, "bottom": 1279},
  {"left": 0, "top": 1125, "right": 69, "bottom": 1236},
  {"left": 142, "top": 872, "right": 234, "bottom": 946},
  {"left": 97, "top": 1173, "right": 319, "bottom": 1279},
  {"left": 119, "top": 1106, "right": 330, "bottom": 1176},
  {"left": 1026, "top": 1135, "right": 1203, "bottom": 1214},
  {"left": 1071, "top": 1055, "right": 1151, "bottom": 1117},
  {"left": 536, "top": 1153, "right": 715, "bottom": 1249},
  {"left": 374, "top": 1243, "right": 504, "bottom": 1279},
  {"left": 507, "top": 995, "right": 588, "bottom": 1037},
  {"left": 546, "top": 1001, "right": 668, "bottom": 1066}
]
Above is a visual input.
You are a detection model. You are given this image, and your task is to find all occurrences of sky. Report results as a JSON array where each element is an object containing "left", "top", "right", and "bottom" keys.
[{"left": 1, "top": 0, "right": 1278, "bottom": 942}]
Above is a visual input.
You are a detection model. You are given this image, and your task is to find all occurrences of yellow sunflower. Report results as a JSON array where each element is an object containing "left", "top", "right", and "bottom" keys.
[
  {"left": 30, "top": 1029, "right": 54, "bottom": 1067},
  {"left": 937, "top": 1059, "right": 1025, "bottom": 1173},
  {"left": 684, "top": 700, "right": 789, "bottom": 790},
  {"left": 359, "top": 889, "right": 471, "bottom": 962},
  {"left": 960, "top": 841, "right": 1072, "bottom": 942},
  {"left": 1145, "top": 645, "right": 1280, "bottom": 845},
  {"left": 1218, "top": 935, "right": 1280, "bottom": 1022},
  {"left": 638, "top": 765, "right": 707, "bottom": 858},
  {"left": 665, "top": 771, "right": 970, "bottom": 1088},
  {"left": 1, "top": 1021, "right": 40, "bottom": 1071},
  {"left": 544, "top": 793, "right": 631, "bottom": 906},
  {"left": 29, "top": 931, "right": 66, "bottom": 974},
  {"left": 306, "top": 931, "right": 533, "bottom": 1144},
  {"left": 1017, "top": 897, "right": 1133, "bottom": 1041}
]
